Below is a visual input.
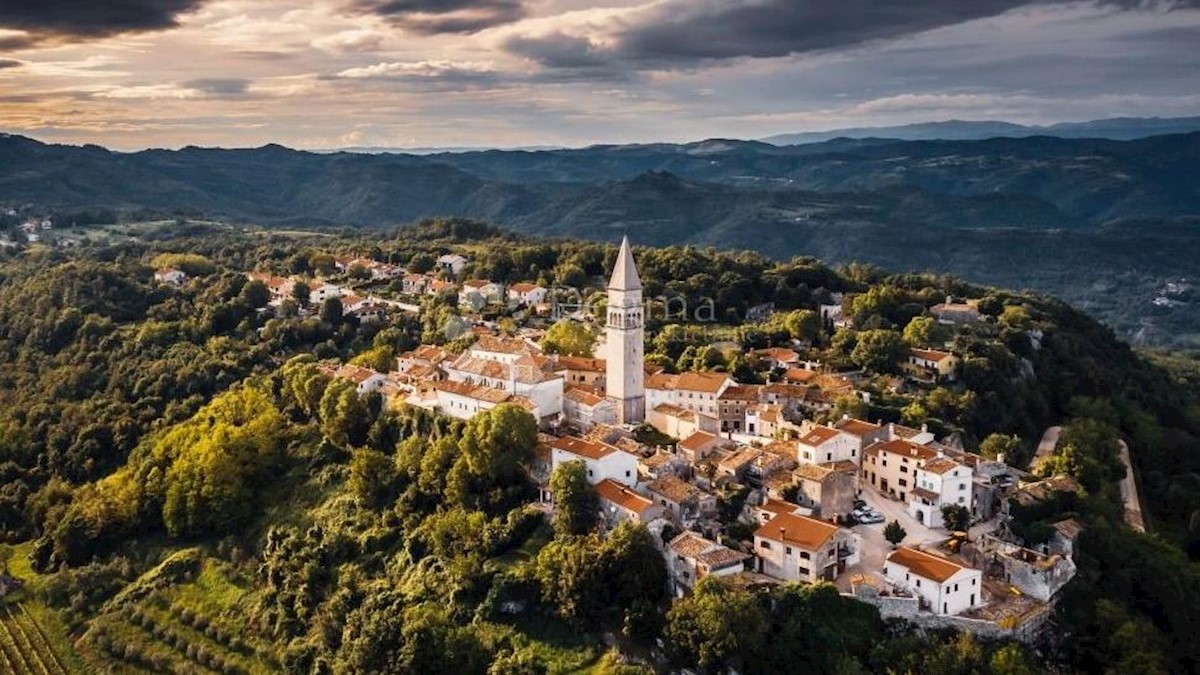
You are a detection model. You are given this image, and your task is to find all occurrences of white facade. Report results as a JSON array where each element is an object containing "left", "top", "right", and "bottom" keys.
[
  {"left": 549, "top": 438, "right": 638, "bottom": 487},
  {"left": 908, "top": 459, "right": 974, "bottom": 529},
  {"left": 885, "top": 548, "right": 982, "bottom": 616},
  {"left": 797, "top": 426, "right": 860, "bottom": 465},
  {"left": 437, "top": 254, "right": 468, "bottom": 275},
  {"left": 605, "top": 237, "right": 645, "bottom": 424}
]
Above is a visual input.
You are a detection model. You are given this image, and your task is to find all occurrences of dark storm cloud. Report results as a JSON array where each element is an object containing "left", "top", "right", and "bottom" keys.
[
  {"left": 0, "top": 33, "right": 35, "bottom": 50},
  {"left": 0, "top": 58, "right": 22, "bottom": 69},
  {"left": 183, "top": 78, "right": 251, "bottom": 96},
  {"left": 508, "top": 0, "right": 1200, "bottom": 71},
  {"left": 350, "top": 0, "right": 526, "bottom": 34},
  {"left": 0, "top": 1, "right": 207, "bottom": 40}
]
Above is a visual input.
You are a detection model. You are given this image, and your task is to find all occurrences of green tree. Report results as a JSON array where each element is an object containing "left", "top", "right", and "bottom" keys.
[
  {"left": 850, "top": 329, "right": 907, "bottom": 373},
  {"left": 903, "top": 315, "right": 947, "bottom": 347},
  {"left": 549, "top": 461, "right": 598, "bottom": 537},
  {"left": 292, "top": 282, "right": 311, "bottom": 308},
  {"left": 884, "top": 520, "right": 906, "bottom": 547},
  {"left": 350, "top": 448, "right": 397, "bottom": 509},
  {"left": 320, "top": 296, "right": 344, "bottom": 324},
  {"left": 541, "top": 320, "right": 595, "bottom": 357},
  {"left": 241, "top": 279, "right": 271, "bottom": 309},
  {"left": 979, "top": 433, "right": 1022, "bottom": 462},
  {"left": 941, "top": 504, "right": 971, "bottom": 532},
  {"left": 665, "top": 578, "right": 768, "bottom": 673},
  {"left": 783, "top": 309, "right": 820, "bottom": 342}
]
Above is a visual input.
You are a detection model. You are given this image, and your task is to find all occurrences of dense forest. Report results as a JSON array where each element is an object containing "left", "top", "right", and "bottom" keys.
[{"left": 0, "top": 219, "right": 1197, "bottom": 673}]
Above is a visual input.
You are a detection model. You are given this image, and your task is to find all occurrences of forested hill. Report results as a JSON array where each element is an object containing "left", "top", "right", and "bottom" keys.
[
  {"left": 0, "top": 225, "right": 1198, "bottom": 672},
  {"left": 3, "top": 131, "right": 1200, "bottom": 348}
]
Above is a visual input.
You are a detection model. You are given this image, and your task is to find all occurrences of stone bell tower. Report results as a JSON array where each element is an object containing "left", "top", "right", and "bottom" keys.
[{"left": 605, "top": 236, "right": 645, "bottom": 424}]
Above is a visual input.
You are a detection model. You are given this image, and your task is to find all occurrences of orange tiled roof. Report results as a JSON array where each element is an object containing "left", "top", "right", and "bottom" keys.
[
  {"left": 549, "top": 435, "right": 619, "bottom": 461},
  {"left": 754, "top": 511, "right": 839, "bottom": 550},
  {"left": 887, "top": 547, "right": 968, "bottom": 583},
  {"left": 595, "top": 478, "right": 654, "bottom": 515}
]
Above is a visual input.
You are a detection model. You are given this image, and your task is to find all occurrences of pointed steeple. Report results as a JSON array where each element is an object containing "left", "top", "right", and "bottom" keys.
[{"left": 608, "top": 236, "right": 642, "bottom": 291}]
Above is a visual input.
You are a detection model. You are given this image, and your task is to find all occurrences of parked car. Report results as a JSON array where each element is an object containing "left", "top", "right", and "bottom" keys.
[{"left": 858, "top": 512, "right": 885, "bottom": 524}]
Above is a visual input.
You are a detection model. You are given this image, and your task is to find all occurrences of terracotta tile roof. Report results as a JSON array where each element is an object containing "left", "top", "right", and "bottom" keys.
[
  {"left": 757, "top": 498, "right": 803, "bottom": 518},
  {"left": 783, "top": 368, "right": 818, "bottom": 384},
  {"left": 509, "top": 282, "right": 542, "bottom": 293},
  {"left": 910, "top": 348, "right": 953, "bottom": 363},
  {"left": 719, "top": 385, "right": 761, "bottom": 401},
  {"left": 646, "top": 373, "right": 679, "bottom": 390},
  {"left": 474, "top": 335, "right": 539, "bottom": 355},
  {"left": 697, "top": 547, "right": 752, "bottom": 568},
  {"left": 435, "top": 380, "right": 512, "bottom": 403},
  {"left": 679, "top": 431, "right": 720, "bottom": 452},
  {"left": 669, "top": 531, "right": 715, "bottom": 558},
  {"left": 869, "top": 438, "right": 939, "bottom": 461},
  {"left": 549, "top": 435, "right": 619, "bottom": 461},
  {"left": 887, "top": 547, "right": 968, "bottom": 583},
  {"left": 564, "top": 385, "right": 606, "bottom": 407},
  {"left": 823, "top": 460, "right": 859, "bottom": 474},
  {"left": 719, "top": 447, "right": 762, "bottom": 471},
  {"left": 674, "top": 372, "right": 732, "bottom": 394},
  {"left": 911, "top": 486, "right": 939, "bottom": 501},
  {"left": 647, "top": 475, "right": 702, "bottom": 503},
  {"left": 762, "top": 440, "right": 798, "bottom": 460},
  {"left": 798, "top": 426, "right": 842, "bottom": 447},
  {"left": 921, "top": 457, "right": 963, "bottom": 475},
  {"left": 335, "top": 364, "right": 382, "bottom": 384},
  {"left": 652, "top": 402, "right": 695, "bottom": 421},
  {"left": 794, "top": 463, "right": 834, "bottom": 482},
  {"left": 555, "top": 355, "right": 606, "bottom": 372},
  {"left": 754, "top": 511, "right": 839, "bottom": 550},
  {"left": 595, "top": 478, "right": 654, "bottom": 515},
  {"left": 641, "top": 452, "right": 676, "bottom": 469},
  {"left": 835, "top": 418, "right": 883, "bottom": 438},
  {"left": 757, "top": 347, "right": 800, "bottom": 363},
  {"left": 889, "top": 423, "right": 927, "bottom": 440},
  {"left": 763, "top": 470, "right": 795, "bottom": 491},
  {"left": 762, "top": 383, "right": 808, "bottom": 398}
]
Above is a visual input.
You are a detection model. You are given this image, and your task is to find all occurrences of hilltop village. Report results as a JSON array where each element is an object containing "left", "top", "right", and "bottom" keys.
[{"left": 183, "top": 236, "right": 1089, "bottom": 641}]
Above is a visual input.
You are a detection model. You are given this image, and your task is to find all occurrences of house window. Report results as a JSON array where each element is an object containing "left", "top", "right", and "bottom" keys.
[
  {"left": 900, "top": 465, "right": 909, "bottom": 474},
  {"left": 798, "top": 566, "right": 810, "bottom": 576},
  {"left": 898, "top": 478, "right": 908, "bottom": 487},
  {"left": 785, "top": 546, "right": 792, "bottom": 555},
  {"left": 760, "top": 541, "right": 771, "bottom": 549},
  {"left": 800, "top": 552, "right": 810, "bottom": 560}
]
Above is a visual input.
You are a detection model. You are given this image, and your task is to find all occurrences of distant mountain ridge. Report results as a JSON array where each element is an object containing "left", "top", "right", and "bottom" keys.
[
  {"left": 2, "top": 129, "right": 1198, "bottom": 347},
  {"left": 762, "top": 116, "right": 1200, "bottom": 145}
]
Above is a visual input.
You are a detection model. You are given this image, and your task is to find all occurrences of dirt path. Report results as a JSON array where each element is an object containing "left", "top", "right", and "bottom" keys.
[
  {"left": 1118, "top": 440, "right": 1147, "bottom": 532},
  {"left": 1030, "top": 426, "right": 1062, "bottom": 471}
]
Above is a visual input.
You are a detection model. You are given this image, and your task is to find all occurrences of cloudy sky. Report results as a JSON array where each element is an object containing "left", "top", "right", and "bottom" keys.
[{"left": 0, "top": 0, "right": 1197, "bottom": 150}]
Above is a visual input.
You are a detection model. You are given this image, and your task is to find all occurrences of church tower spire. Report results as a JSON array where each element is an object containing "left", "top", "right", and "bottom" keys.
[{"left": 605, "top": 236, "right": 645, "bottom": 425}]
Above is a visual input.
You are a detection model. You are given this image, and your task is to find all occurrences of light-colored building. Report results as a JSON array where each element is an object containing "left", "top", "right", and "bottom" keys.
[
  {"left": 437, "top": 253, "right": 468, "bottom": 275},
  {"left": 718, "top": 384, "right": 761, "bottom": 433},
  {"left": 796, "top": 425, "right": 860, "bottom": 465},
  {"left": 332, "top": 364, "right": 387, "bottom": 394},
  {"left": 930, "top": 297, "right": 982, "bottom": 325},
  {"left": 648, "top": 402, "right": 718, "bottom": 439},
  {"left": 154, "top": 268, "right": 187, "bottom": 285},
  {"left": 646, "top": 371, "right": 733, "bottom": 420},
  {"left": 646, "top": 475, "right": 715, "bottom": 521},
  {"left": 595, "top": 478, "right": 662, "bottom": 526},
  {"left": 861, "top": 438, "right": 939, "bottom": 502},
  {"left": 884, "top": 547, "right": 982, "bottom": 616},
  {"left": 549, "top": 436, "right": 638, "bottom": 487},
  {"left": 908, "top": 457, "right": 974, "bottom": 528},
  {"left": 605, "top": 237, "right": 646, "bottom": 424},
  {"left": 433, "top": 381, "right": 537, "bottom": 421},
  {"left": 562, "top": 385, "right": 617, "bottom": 432},
  {"left": 508, "top": 282, "right": 548, "bottom": 307},
  {"left": 905, "top": 348, "right": 960, "bottom": 381},
  {"left": 554, "top": 355, "right": 606, "bottom": 388},
  {"left": 792, "top": 462, "right": 857, "bottom": 518},
  {"left": 753, "top": 511, "right": 860, "bottom": 583},
  {"left": 666, "top": 532, "right": 751, "bottom": 596}
]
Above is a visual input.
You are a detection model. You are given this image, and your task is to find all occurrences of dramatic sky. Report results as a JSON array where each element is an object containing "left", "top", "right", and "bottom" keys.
[{"left": 0, "top": 0, "right": 1197, "bottom": 149}]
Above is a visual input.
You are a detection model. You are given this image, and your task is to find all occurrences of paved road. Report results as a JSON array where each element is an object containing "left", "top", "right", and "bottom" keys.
[
  {"left": 1030, "top": 426, "right": 1062, "bottom": 472},
  {"left": 1118, "top": 440, "right": 1147, "bottom": 532},
  {"left": 838, "top": 488, "right": 946, "bottom": 591}
]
